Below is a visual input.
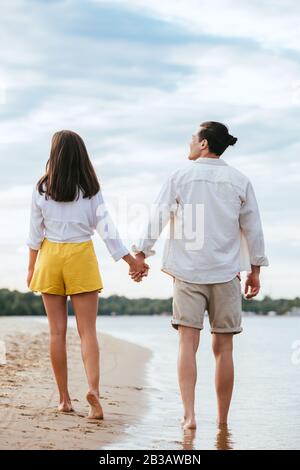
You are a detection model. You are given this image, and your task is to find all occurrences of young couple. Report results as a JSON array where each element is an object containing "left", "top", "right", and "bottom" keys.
[{"left": 27, "top": 122, "right": 268, "bottom": 429}]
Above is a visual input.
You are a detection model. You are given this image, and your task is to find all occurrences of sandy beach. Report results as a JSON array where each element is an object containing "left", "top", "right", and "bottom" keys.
[{"left": 0, "top": 316, "right": 152, "bottom": 450}]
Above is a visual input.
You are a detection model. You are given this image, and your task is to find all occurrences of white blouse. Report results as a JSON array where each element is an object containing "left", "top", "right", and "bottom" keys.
[{"left": 27, "top": 186, "right": 129, "bottom": 261}]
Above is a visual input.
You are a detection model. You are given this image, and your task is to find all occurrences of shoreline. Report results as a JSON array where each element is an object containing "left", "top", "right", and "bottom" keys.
[{"left": 0, "top": 316, "right": 152, "bottom": 450}]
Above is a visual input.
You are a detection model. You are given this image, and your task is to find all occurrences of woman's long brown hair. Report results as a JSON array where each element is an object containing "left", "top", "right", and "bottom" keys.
[{"left": 37, "top": 130, "right": 100, "bottom": 201}]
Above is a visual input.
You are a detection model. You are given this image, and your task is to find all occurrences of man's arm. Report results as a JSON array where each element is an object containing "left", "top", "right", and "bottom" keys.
[
  {"left": 239, "top": 181, "right": 269, "bottom": 298},
  {"left": 132, "top": 174, "right": 178, "bottom": 259},
  {"left": 243, "top": 265, "right": 260, "bottom": 299}
]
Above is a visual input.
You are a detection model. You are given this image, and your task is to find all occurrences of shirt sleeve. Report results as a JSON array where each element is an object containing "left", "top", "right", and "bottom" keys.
[
  {"left": 92, "top": 190, "right": 129, "bottom": 262},
  {"left": 132, "top": 175, "right": 178, "bottom": 258},
  {"left": 239, "top": 180, "right": 269, "bottom": 267},
  {"left": 26, "top": 187, "right": 45, "bottom": 250}
]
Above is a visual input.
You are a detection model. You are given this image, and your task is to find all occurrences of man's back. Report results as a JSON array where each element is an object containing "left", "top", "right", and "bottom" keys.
[{"left": 133, "top": 156, "right": 269, "bottom": 284}]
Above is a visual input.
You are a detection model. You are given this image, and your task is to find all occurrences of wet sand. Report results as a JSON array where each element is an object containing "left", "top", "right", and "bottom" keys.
[{"left": 0, "top": 316, "right": 151, "bottom": 450}]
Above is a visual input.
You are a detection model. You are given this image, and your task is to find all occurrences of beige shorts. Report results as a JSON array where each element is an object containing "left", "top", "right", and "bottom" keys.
[{"left": 172, "top": 275, "right": 243, "bottom": 334}]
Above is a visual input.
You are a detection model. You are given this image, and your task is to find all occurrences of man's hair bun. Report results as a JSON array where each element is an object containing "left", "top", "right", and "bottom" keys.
[{"left": 228, "top": 135, "right": 238, "bottom": 146}]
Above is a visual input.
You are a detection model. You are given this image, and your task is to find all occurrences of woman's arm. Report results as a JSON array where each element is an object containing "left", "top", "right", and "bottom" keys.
[
  {"left": 92, "top": 191, "right": 149, "bottom": 279},
  {"left": 27, "top": 248, "right": 39, "bottom": 287},
  {"left": 27, "top": 187, "right": 45, "bottom": 250},
  {"left": 26, "top": 187, "right": 45, "bottom": 287}
]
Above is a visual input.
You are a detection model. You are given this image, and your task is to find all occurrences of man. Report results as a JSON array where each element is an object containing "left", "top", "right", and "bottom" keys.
[{"left": 131, "top": 121, "right": 269, "bottom": 430}]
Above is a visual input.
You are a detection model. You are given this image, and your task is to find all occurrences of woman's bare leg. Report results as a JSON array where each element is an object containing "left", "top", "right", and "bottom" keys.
[
  {"left": 42, "top": 293, "right": 73, "bottom": 412},
  {"left": 70, "top": 290, "right": 103, "bottom": 419}
]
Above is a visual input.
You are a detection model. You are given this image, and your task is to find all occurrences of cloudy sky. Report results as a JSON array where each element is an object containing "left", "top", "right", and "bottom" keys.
[{"left": 0, "top": 0, "right": 299, "bottom": 299}]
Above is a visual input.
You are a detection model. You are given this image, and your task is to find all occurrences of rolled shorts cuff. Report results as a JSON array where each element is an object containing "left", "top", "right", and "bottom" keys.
[
  {"left": 171, "top": 319, "right": 204, "bottom": 331},
  {"left": 210, "top": 327, "right": 243, "bottom": 335}
]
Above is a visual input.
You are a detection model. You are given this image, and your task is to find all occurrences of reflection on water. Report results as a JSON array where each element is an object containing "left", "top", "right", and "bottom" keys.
[
  {"left": 71, "top": 315, "right": 299, "bottom": 450},
  {"left": 215, "top": 424, "right": 234, "bottom": 450},
  {"left": 180, "top": 429, "right": 196, "bottom": 450},
  {"left": 177, "top": 424, "right": 234, "bottom": 450}
]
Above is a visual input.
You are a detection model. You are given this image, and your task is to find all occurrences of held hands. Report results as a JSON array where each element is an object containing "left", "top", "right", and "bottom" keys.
[
  {"left": 130, "top": 252, "right": 149, "bottom": 282},
  {"left": 123, "top": 252, "right": 150, "bottom": 283}
]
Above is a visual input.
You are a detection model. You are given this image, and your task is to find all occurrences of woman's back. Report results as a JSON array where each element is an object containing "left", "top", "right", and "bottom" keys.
[
  {"left": 33, "top": 186, "right": 98, "bottom": 244},
  {"left": 27, "top": 185, "right": 128, "bottom": 262}
]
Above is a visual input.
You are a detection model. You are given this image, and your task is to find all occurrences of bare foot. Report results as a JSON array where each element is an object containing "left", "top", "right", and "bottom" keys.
[
  {"left": 181, "top": 415, "right": 197, "bottom": 430},
  {"left": 58, "top": 401, "right": 74, "bottom": 413},
  {"left": 86, "top": 391, "right": 104, "bottom": 419}
]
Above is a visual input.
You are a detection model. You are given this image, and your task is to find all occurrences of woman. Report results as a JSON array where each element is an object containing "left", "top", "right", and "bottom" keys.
[{"left": 26, "top": 130, "right": 148, "bottom": 419}]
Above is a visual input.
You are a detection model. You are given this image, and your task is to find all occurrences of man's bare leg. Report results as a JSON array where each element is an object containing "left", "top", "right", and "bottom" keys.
[
  {"left": 177, "top": 326, "right": 200, "bottom": 430},
  {"left": 212, "top": 333, "right": 234, "bottom": 425}
]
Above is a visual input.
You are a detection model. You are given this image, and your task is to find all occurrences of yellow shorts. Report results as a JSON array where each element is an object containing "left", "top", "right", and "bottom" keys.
[{"left": 29, "top": 238, "right": 103, "bottom": 296}]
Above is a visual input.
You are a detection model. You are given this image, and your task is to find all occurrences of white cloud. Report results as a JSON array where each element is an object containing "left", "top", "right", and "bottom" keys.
[
  {"left": 0, "top": 0, "right": 299, "bottom": 299},
  {"left": 95, "top": 0, "right": 300, "bottom": 52}
]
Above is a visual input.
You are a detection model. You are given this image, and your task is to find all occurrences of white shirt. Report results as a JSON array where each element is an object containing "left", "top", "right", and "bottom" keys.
[
  {"left": 27, "top": 187, "right": 129, "bottom": 261},
  {"left": 132, "top": 157, "right": 269, "bottom": 283}
]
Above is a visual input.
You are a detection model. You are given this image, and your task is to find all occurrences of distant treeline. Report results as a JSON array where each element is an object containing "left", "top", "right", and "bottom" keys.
[{"left": 0, "top": 288, "right": 299, "bottom": 316}]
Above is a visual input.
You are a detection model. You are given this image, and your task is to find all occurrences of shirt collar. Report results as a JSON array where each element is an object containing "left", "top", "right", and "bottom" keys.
[{"left": 194, "top": 157, "right": 228, "bottom": 166}]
